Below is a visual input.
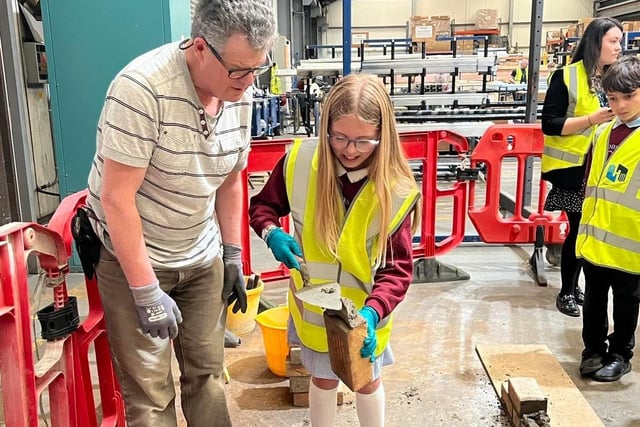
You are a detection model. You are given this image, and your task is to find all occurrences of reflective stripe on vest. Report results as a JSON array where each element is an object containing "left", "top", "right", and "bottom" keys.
[
  {"left": 284, "top": 138, "right": 419, "bottom": 353},
  {"left": 576, "top": 122, "right": 640, "bottom": 273},
  {"left": 546, "top": 69, "right": 555, "bottom": 86},
  {"left": 541, "top": 61, "right": 600, "bottom": 173}
]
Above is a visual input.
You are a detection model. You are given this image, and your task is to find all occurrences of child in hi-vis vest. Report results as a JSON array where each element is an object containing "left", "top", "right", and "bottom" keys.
[
  {"left": 577, "top": 55, "right": 640, "bottom": 382},
  {"left": 249, "top": 73, "right": 421, "bottom": 426}
]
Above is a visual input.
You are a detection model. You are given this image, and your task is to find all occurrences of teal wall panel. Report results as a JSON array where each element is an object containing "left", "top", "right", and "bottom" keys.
[
  {"left": 169, "top": 0, "right": 192, "bottom": 41},
  {"left": 42, "top": 0, "right": 190, "bottom": 196}
]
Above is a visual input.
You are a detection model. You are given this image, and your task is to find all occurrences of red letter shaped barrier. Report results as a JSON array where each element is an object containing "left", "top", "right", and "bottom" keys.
[
  {"left": 0, "top": 189, "right": 125, "bottom": 426},
  {"left": 241, "top": 132, "right": 470, "bottom": 284},
  {"left": 467, "top": 124, "right": 568, "bottom": 285},
  {"left": 400, "top": 130, "right": 469, "bottom": 258},
  {"left": 241, "top": 138, "right": 294, "bottom": 281}
]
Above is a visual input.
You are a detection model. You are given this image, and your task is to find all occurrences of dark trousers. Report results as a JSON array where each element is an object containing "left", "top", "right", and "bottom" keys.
[
  {"left": 560, "top": 212, "right": 582, "bottom": 295},
  {"left": 582, "top": 261, "right": 640, "bottom": 361}
]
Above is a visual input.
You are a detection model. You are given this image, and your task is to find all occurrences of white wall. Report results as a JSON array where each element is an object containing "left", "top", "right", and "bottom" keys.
[{"left": 322, "top": 0, "right": 593, "bottom": 54}]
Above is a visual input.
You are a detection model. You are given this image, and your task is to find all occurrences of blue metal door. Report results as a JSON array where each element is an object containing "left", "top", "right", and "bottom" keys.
[{"left": 41, "top": 0, "right": 190, "bottom": 196}]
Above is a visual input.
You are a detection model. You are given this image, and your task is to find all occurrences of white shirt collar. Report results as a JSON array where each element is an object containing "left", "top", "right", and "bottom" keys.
[
  {"left": 336, "top": 162, "right": 369, "bottom": 183},
  {"left": 612, "top": 116, "right": 640, "bottom": 129}
]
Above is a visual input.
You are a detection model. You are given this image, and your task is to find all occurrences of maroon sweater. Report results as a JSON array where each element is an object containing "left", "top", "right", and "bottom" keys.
[
  {"left": 585, "top": 123, "right": 636, "bottom": 179},
  {"left": 248, "top": 155, "right": 415, "bottom": 320}
]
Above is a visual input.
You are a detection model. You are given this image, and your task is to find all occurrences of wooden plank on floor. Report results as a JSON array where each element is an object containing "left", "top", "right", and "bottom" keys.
[{"left": 476, "top": 343, "right": 603, "bottom": 427}]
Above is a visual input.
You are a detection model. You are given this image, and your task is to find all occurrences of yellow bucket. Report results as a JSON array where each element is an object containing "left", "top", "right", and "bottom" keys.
[
  {"left": 226, "top": 278, "right": 264, "bottom": 336},
  {"left": 255, "top": 305, "right": 289, "bottom": 377}
]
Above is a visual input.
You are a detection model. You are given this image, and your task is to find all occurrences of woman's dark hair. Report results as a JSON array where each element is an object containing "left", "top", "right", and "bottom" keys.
[
  {"left": 570, "top": 17, "right": 622, "bottom": 80},
  {"left": 602, "top": 55, "right": 640, "bottom": 94}
]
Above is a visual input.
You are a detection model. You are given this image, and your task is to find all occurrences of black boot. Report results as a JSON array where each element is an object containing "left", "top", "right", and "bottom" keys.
[
  {"left": 592, "top": 353, "right": 631, "bottom": 382},
  {"left": 556, "top": 293, "right": 580, "bottom": 317},
  {"left": 574, "top": 286, "right": 584, "bottom": 306},
  {"left": 579, "top": 353, "right": 606, "bottom": 378}
]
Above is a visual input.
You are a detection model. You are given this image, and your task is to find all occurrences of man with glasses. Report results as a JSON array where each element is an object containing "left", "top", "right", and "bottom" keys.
[{"left": 82, "top": 0, "right": 276, "bottom": 425}]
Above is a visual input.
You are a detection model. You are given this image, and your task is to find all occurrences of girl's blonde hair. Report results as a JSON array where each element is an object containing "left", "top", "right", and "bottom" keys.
[{"left": 314, "top": 73, "right": 421, "bottom": 263}]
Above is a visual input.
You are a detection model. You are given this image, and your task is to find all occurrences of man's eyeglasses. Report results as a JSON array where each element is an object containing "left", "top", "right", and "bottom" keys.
[
  {"left": 328, "top": 134, "right": 380, "bottom": 153},
  {"left": 201, "top": 37, "right": 272, "bottom": 79}
]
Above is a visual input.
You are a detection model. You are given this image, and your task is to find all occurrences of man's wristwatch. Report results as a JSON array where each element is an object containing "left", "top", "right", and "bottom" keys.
[{"left": 261, "top": 224, "right": 279, "bottom": 241}]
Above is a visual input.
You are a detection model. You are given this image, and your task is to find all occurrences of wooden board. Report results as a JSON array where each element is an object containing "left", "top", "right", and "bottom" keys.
[{"left": 476, "top": 344, "right": 603, "bottom": 427}]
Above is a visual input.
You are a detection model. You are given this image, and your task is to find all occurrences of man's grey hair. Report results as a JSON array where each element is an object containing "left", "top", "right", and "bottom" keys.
[{"left": 191, "top": 0, "right": 277, "bottom": 53}]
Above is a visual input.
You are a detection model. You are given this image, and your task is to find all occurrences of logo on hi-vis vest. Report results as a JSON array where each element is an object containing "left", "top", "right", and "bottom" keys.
[{"left": 606, "top": 164, "right": 629, "bottom": 182}]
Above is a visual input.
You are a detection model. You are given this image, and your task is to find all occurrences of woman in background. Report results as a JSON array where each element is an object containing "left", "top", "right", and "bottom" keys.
[{"left": 541, "top": 17, "right": 622, "bottom": 317}]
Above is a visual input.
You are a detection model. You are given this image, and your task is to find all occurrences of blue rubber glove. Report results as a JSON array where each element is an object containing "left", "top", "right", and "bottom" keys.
[
  {"left": 130, "top": 282, "right": 183, "bottom": 340},
  {"left": 265, "top": 227, "right": 303, "bottom": 270},
  {"left": 222, "top": 244, "right": 248, "bottom": 314},
  {"left": 359, "top": 306, "right": 379, "bottom": 362}
]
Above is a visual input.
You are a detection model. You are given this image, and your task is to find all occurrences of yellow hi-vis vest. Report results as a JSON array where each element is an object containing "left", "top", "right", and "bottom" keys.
[
  {"left": 576, "top": 122, "right": 640, "bottom": 274},
  {"left": 546, "top": 68, "right": 556, "bottom": 86},
  {"left": 284, "top": 139, "right": 420, "bottom": 354},
  {"left": 541, "top": 60, "right": 600, "bottom": 173},
  {"left": 513, "top": 67, "right": 526, "bottom": 83},
  {"left": 270, "top": 63, "right": 282, "bottom": 95}
]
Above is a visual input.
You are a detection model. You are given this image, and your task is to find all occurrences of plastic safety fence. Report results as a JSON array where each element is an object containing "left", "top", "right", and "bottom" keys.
[
  {"left": 399, "top": 130, "right": 469, "bottom": 258},
  {"left": 0, "top": 189, "right": 125, "bottom": 426},
  {"left": 241, "top": 138, "right": 295, "bottom": 281},
  {"left": 467, "top": 124, "right": 568, "bottom": 244},
  {"left": 240, "top": 132, "right": 470, "bottom": 282}
]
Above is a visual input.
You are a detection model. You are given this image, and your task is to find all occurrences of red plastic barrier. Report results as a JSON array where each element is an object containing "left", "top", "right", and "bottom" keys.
[
  {"left": 240, "top": 132, "right": 470, "bottom": 281},
  {"left": 400, "top": 130, "right": 469, "bottom": 258},
  {"left": 467, "top": 124, "right": 568, "bottom": 244},
  {"left": 0, "top": 190, "right": 125, "bottom": 426},
  {"left": 241, "top": 138, "right": 294, "bottom": 282}
]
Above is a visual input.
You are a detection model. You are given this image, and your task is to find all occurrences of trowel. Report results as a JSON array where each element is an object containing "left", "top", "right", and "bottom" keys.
[{"left": 294, "top": 257, "right": 343, "bottom": 310}]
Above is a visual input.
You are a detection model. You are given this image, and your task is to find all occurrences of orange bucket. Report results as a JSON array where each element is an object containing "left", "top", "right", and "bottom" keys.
[{"left": 255, "top": 305, "right": 289, "bottom": 377}]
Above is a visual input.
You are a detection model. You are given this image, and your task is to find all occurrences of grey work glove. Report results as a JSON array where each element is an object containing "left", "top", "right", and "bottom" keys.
[
  {"left": 223, "top": 243, "right": 248, "bottom": 314},
  {"left": 130, "top": 282, "right": 182, "bottom": 340}
]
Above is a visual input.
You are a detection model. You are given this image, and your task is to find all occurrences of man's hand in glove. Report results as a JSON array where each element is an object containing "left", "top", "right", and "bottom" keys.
[
  {"left": 265, "top": 227, "right": 303, "bottom": 270},
  {"left": 359, "top": 305, "right": 379, "bottom": 362},
  {"left": 223, "top": 243, "right": 248, "bottom": 314},
  {"left": 130, "top": 282, "right": 182, "bottom": 339}
]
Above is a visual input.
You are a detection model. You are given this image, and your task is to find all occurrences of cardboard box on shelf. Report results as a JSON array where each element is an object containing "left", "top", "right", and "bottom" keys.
[
  {"left": 546, "top": 31, "right": 562, "bottom": 42},
  {"left": 623, "top": 21, "right": 640, "bottom": 32},
  {"left": 475, "top": 8, "right": 498, "bottom": 30},
  {"left": 409, "top": 15, "right": 451, "bottom": 41},
  {"left": 458, "top": 39, "right": 475, "bottom": 53},
  {"left": 352, "top": 32, "right": 369, "bottom": 47},
  {"left": 576, "top": 17, "right": 595, "bottom": 37},
  {"left": 409, "top": 15, "right": 451, "bottom": 52},
  {"left": 412, "top": 21, "right": 434, "bottom": 40},
  {"left": 412, "top": 40, "right": 451, "bottom": 53},
  {"left": 429, "top": 15, "right": 451, "bottom": 37},
  {"left": 428, "top": 39, "right": 452, "bottom": 51}
]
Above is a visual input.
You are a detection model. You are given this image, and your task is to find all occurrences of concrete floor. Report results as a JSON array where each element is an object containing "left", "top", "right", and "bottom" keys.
[
  {"left": 17, "top": 159, "right": 640, "bottom": 426},
  {"left": 220, "top": 243, "right": 640, "bottom": 427},
  {"left": 48, "top": 243, "right": 640, "bottom": 427}
]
